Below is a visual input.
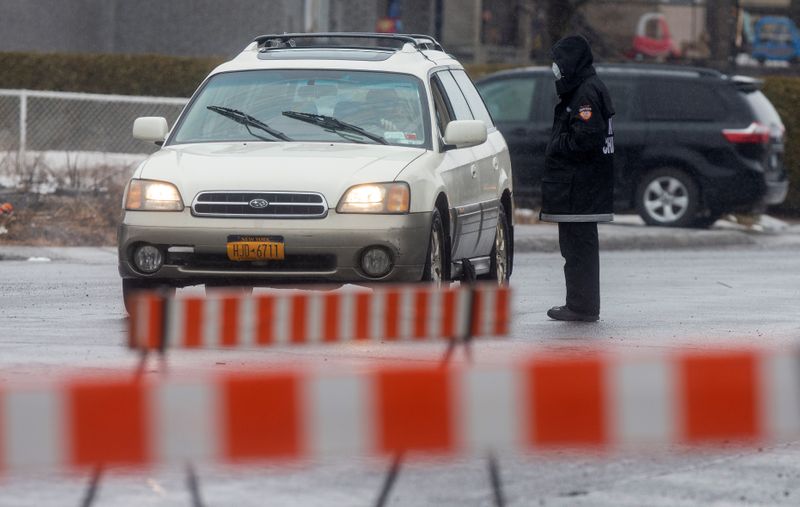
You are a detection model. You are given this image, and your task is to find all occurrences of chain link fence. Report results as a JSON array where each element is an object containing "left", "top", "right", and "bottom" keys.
[
  {"left": 0, "top": 89, "right": 188, "bottom": 155},
  {"left": 0, "top": 89, "right": 188, "bottom": 192}
]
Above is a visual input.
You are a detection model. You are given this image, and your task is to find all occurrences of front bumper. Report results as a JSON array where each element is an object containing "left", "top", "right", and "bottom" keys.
[{"left": 118, "top": 210, "right": 431, "bottom": 286}]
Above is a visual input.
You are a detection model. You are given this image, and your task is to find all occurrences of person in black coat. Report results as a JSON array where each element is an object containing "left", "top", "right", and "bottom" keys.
[{"left": 541, "top": 35, "right": 615, "bottom": 322}]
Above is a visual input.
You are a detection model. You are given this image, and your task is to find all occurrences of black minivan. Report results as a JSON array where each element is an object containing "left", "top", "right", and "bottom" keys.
[{"left": 476, "top": 65, "right": 789, "bottom": 227}]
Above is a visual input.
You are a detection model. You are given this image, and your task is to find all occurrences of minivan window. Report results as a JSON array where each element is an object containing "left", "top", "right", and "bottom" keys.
[
  {"left": 641, "top": 80, "right": 726, "bottom": 121},
  {"left": 450, "top": 69, "right": 495, "bottom": 127},
  {"left": 435, "top": 71, "right": 474, "bottom": 121},
  {"left": 478, "top": 77, "right": 536, "bottom": 122},
  {"left": 603, "top": 80, "right": 640, "bottom": 121},
  {"left": 743, "top": 90, "right": 784, "bottom": 136}
]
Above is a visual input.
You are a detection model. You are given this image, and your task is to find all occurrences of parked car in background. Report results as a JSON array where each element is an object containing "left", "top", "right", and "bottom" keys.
[
  {"left": 752, "top": 16, "right": 800, "bottom": 63},
  {"left": 119, "top": 33, "right": 513, "bottom": 311},
  {"left": 476, "top": 64, "right": 789, "bottom": 227}
]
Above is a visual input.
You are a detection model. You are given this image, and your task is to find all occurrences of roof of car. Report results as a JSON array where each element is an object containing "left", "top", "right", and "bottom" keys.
[
  {"left": 477, "top": 63, "right": 726, "bottom": 81},
  {"left": 209, "top": 32, "right": 461, "bottom": 79}
]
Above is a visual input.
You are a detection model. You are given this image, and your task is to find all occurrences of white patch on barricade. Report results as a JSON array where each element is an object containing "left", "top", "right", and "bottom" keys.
[
  {"left": 272, "top": 292, "right": 291, "bottom": 345},
  {"left": 152, "top": 381, "right": 219, "bottom": 463},
  {"left": 761, "top": 353, "right": 800, "bottom": 440},
  {"left": 370, "top": 287, "right": 386, "bottom": 341},
  {"left": 202, "top": 298, "right": 221, "bottom": 348},
  {"left": 166, "top": 297, "right": 184, "bottom": 349},
  {"left": 479, "top": 286, "right": 496, "bottom": 337},
  {"left": 399, "top": 286, "right": 415, "bottom": 341},
  {"left": 460, "top": 368, "right": 521, "bottom": 453},
  {"left": 426, "top": 287, "right": 442, "bottom": 340},
  {"left": 609, "top": 357, "right": 676, "bottom": 446},
  {"left": 338, "top": 289, "right": 356, "bottom": 342},
  {"left": 238, "top": 295, "right": 256, "bottom": 348},
  {"left": 304, "top": 293, "right": 322, "bottom": 344},
  {"left": 305, "top": 375, "right": 370, "bottom": 456},
  {"left": 3, "top": 389, "right": 64, "bottom": 469}
]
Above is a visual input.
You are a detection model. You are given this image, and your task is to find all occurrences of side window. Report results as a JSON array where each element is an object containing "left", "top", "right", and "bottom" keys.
[
  {"left": 603, "top": 79, "right": 640, "bottom": 121},
  {"left": 435, "top": 71, "right": 474, "bottom": 121},
  {"left": 476, "top": 76, "right": 536, "bottom": 123},
  {"left": 430, "top": 77, "right": 453, "bottom": 135},
  {"left": 450, "top": 69, "right": 494, "bottom": 127},
  {"left": 641, "top": 80, "right": 726, "bottom": 121}
]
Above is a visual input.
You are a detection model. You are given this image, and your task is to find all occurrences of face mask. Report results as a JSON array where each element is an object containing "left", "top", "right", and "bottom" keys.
[{"left": 552, "top": 62, "right": 562, "bottom": 80}]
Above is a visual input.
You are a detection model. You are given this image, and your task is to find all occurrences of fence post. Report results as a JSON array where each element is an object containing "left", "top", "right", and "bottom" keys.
[{"left": 18, "top": 89, "right": 27, "bottom": 162}]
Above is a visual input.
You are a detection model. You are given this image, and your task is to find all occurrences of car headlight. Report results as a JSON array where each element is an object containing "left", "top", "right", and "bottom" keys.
[
  {"left": 124, "top": 179, "right": 184, "bottom": 211},
  {"left": 337, "top": 182, "right": 410, "bottom": 214}
]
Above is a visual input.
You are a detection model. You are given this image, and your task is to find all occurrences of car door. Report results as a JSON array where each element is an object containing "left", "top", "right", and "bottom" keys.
[
  {"left": 600, "top": 75, "right": 646, "bottom": 210},
  {"left": 476, "top": 73, "right": 541, "bottom": 208},
  {"left": 431, "top": 72, "right": 482, "bottom": 262},
  {"left": 449, "top": 68, "right": 502, "bottom": 257}
]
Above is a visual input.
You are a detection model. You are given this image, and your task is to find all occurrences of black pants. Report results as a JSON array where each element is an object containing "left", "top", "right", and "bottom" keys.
[{"left": 558, "top": 222, "right": 600, "bottom": 315}]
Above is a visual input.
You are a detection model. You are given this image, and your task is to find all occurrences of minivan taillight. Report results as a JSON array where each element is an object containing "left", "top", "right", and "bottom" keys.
[{"left": 722, "top": 122, "right": 770, "bottom": 144}]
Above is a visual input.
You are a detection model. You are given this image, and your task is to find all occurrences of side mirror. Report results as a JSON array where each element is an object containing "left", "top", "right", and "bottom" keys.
[
  {"left": 133, "top": 117, "right": 169, "bottom": 143},
  {"left": 443, "top": 120, "right": 488, "bottom": 150}
]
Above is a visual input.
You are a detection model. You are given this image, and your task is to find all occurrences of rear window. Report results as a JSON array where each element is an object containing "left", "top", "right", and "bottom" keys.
[
  {"left": 742, "top": 90, "right": 784, "bottom": 136},
  {"left": 640, "top": 80, "right": 727, "bottom": 121}
]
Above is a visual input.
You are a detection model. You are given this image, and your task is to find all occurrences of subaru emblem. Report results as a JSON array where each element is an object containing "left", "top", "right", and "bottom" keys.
[{"left": 249, "top": 198, "right": 269, "bottom": 209}]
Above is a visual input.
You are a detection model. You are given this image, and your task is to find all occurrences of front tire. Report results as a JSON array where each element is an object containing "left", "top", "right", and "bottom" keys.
[
  {"left": 421, "top": 209, "right": 447, "bottom": 284},
  {"left": 636, "top": 168, "right": 700, "bottom": 227}
]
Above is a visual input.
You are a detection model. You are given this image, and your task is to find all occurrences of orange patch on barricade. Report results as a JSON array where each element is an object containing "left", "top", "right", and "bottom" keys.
[
  {"left": 221, "top": 296, "right": 240, "bottom": 347},
  {"left": 68, "top": 380, "right": 150, "bottom": 467},
  {"left": 183, "top": 298, "right": 203, "bottom": 348},
  {"left": 527, "top": 357, "right": 607, "bottom": 447},
  {"left": 413, "top": 289, "right": 429, "bottom": 339},
  {"left": 290, "top": 294, "right": 308, "bottom": 344},
  {"left": 680, "top": 352, "right": 760, "bottom": 442},
  {"left": 375, "top": 368, "right": 454, "bottom": 454},
  {"left": 355, "top": 292, "right": 371, "bottom": 340},
  {"left": 221, "top": 374, "right": 303, "bottom": 460},
  {"left": 323, "top": 293, "right": 340, "bottom": 343},
  {"left": 494, "top": 286, "right": 510, "bottom": 336},
  {"left": 384, "top": 289, "right": 401, "bottom": 341}
]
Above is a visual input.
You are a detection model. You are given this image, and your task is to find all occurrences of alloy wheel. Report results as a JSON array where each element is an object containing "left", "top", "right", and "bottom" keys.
[{"left": 643, "top": 176, "right": 690, "bottom": 224}]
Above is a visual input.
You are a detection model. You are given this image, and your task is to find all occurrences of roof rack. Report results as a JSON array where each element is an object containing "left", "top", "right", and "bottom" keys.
[{"left": 253, "top": 32, "right": 445, "bottom": 53}]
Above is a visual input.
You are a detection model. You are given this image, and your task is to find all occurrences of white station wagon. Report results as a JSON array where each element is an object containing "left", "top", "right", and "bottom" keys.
[{"left": 120, "top": 33, "right": 513, "bottom": 310}]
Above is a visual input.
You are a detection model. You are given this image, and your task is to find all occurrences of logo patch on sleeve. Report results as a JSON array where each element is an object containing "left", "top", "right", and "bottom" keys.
[{"left": 578, "top": 105, "right": 593, "bottom": 121}]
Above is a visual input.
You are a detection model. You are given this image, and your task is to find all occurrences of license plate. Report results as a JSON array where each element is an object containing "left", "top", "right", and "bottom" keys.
[{"left": 226, "top": 235, "right": 285, "bottom": 261}]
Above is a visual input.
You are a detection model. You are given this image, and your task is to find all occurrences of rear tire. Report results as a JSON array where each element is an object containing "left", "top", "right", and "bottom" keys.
[
  {"left": 636, "top": 168, "right": 700, "bottom": 228},
  {"left": 483, "top": 204, "right": 512, "bottom": 284},
  {"left": 122, "top": 279, "right": 175, "bottom": 315},
  {"left": 422, "top": 209, "right": 447, "bottom": 285}
]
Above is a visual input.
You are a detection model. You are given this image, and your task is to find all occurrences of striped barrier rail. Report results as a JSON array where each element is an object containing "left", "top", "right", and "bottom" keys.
[
  {"left": 1, "top": 347, "right": 798, "bottom": 474},
  {"left": 128, "top": 283, "right": 511, "bottom": 351}
]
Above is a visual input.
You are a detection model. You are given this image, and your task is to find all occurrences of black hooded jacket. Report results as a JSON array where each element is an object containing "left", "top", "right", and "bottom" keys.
[{"left": 541, "top": 35, "right": 615, "bottom": 222}]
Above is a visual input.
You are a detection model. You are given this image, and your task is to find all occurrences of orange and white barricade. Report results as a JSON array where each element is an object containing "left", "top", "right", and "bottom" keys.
[
  {"left": 128, "top": 283, "right": 511, "bottom": 351},
  {"left": 2, "top": 347, "right": 800, "bottom": 474}
]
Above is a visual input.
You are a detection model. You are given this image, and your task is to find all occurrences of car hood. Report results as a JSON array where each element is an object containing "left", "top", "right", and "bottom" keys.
[{"left": 137, "top": 142, "right": 426, "bottom": 207}]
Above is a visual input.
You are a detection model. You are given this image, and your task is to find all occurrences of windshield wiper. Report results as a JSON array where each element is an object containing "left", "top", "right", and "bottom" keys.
[
  {"left": 206, "top": 105, "right": 292, "bottom": 142},
  {"left": 282, "top": 111, "right": 389, "bottom": 145}
]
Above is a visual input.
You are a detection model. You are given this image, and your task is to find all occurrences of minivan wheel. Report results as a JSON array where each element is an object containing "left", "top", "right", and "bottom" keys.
[
  {"left": 122, "top": 278, "right": 175, "bottom": 315},
  {"left": 422, "top": 209, "right": 447, "bottom": 285},
  {"left": 636, "top": 168, "right": 700, "bottom": 228},
  {"left": 483, "top": 204, "right": 511, "bottom": 284}
]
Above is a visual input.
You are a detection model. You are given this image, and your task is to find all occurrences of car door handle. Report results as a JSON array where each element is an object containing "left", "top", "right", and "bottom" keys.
[{"left": 471, "top": 164, "right": 478, "bottom": 179}]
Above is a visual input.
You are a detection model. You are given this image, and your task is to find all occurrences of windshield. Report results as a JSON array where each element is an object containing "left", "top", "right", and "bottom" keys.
[{"left": 170, "top": 69, "right": 430, "bottom": 148}]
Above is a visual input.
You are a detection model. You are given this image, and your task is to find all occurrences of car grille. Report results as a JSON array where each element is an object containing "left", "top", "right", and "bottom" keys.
[{"left": 192, "top": 191, "right": 328, "bottom": 218}]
